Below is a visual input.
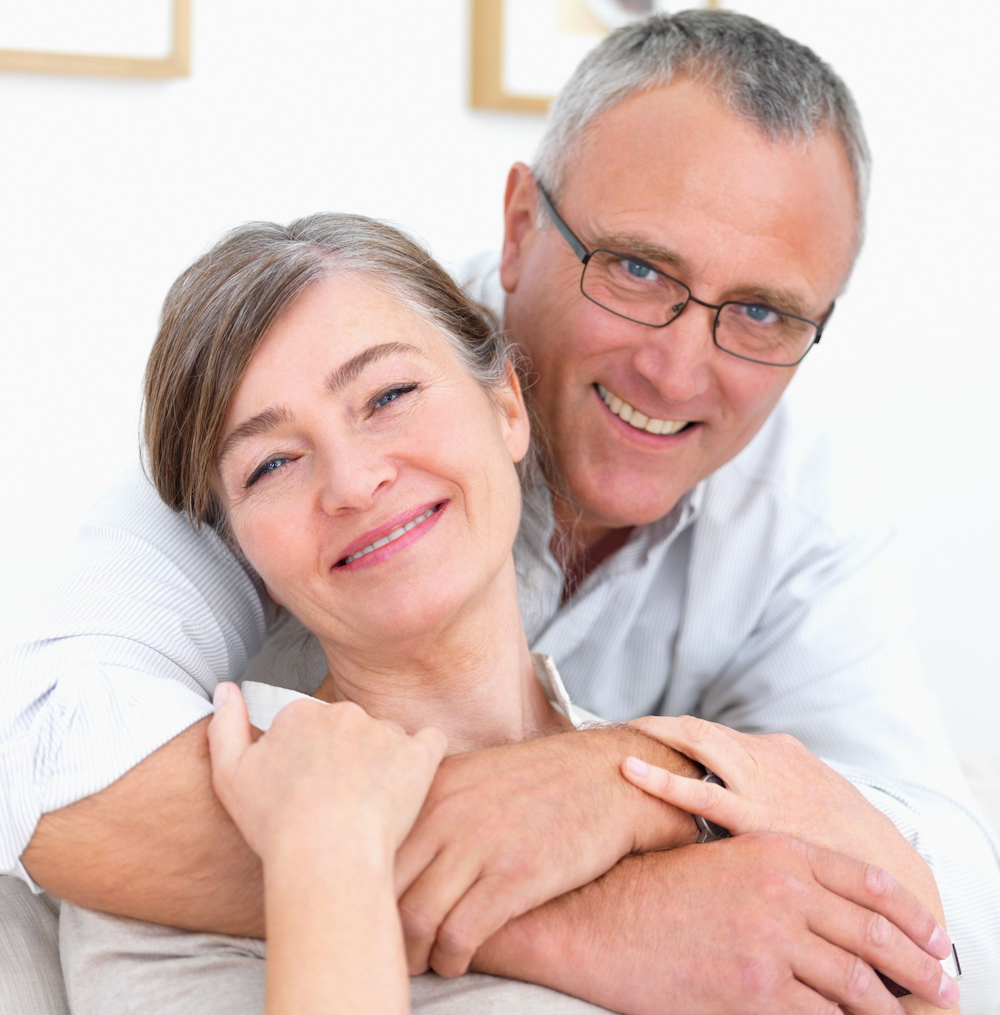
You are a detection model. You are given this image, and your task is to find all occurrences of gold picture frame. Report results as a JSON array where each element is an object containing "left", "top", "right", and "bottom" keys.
[
  {"left": 470, "top": 0, "right": 719, "bottom": 113},
  {"left": 0, "top": 0, "right": 190, "bottom": 79}
]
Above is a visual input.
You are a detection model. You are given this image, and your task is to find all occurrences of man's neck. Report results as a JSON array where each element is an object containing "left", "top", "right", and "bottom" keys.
[
  {"left": 312, "top": 559, "right": 568, "bottom": 753},
  {"left": 549, "top": 495, "right": 633, "bottom": 602}
]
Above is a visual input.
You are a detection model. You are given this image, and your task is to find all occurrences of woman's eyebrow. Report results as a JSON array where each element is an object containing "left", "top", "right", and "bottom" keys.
[
  {"left": 218, "top": 405, "right": 293, "bottom": 467},
  {"left": 325, "top": 342, "right": 425, "bottom": 396}
]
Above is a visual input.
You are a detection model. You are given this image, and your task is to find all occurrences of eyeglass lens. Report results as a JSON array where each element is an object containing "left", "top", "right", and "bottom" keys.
[{"left": 581, "top": 251, "right": 817, "bottom": 366}]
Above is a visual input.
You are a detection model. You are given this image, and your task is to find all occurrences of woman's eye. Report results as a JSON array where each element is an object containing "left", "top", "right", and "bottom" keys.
[
  {"left": 245, "top": 457, "right": 290, "bottom": 488},
  {"left": 372, "top": 383, "right": 418, "bottom": 410}
]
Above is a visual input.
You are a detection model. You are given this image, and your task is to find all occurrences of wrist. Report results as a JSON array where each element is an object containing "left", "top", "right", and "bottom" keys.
[
  {"left": 264, "top": 819, "right": 396, "bottom": 884},
  {"left": 600, "top": 726, "right": 700, "bottom": 852}
]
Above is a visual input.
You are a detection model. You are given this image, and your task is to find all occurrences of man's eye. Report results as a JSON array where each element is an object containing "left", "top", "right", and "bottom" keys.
[
  {"left": 373, "top": 383, "right": 418, "bottom": 410},
  {"left": 245, "top": 457, "right": 289, "bottom": 488},
  {"left": 740, "top": 303, "right": 781, "bottom": 325},
  {"left": 624, "top": 259, "right": 656, "bottom": 280}
]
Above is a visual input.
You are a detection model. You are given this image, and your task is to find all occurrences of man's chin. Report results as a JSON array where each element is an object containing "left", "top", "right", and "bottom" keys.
[{"left": 569, "top": 474, "right": 695, "bottom": 530}]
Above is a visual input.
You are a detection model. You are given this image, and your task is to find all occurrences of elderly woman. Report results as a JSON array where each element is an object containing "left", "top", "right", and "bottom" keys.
[{"left": 58, "top": 214, "right": 949, "bottom": 1015}]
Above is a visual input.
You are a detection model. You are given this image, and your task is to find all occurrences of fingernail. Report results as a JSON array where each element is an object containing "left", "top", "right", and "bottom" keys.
[
  {"left": 939, "top": 971, "right": 960, "bottom": 1008},
  {"left": 213, "top": 683, "right": 229, "bottom": 707},
  {"left": 625, "top": 756, "right": 649, "bottom": 777},
  {"left": 928, "top": 925, "right": 951, "bottom": 959}
]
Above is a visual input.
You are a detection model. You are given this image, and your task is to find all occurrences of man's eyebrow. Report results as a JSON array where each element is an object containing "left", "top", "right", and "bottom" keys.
[
  {"left": 595, "top": 233, "right": 692, "bottom": 274},
  {"left": 326, "top": 342, "right": 426, "bottom": 396},
  {"left": 595, "top": 235, "right": 814, "bottom": 318},
  {"left": 732, "top": 285, "right": 813, "bottom": 319},
  {"left": 217, "top": 405, "right": 292, "bottom": 466}
]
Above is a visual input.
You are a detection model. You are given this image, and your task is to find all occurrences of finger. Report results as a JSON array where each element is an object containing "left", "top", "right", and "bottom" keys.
[
  {"left": 429, "top": 871, "right": 534, "bottom": 978},
  {"left": 791, "top": 937, "right": 905, "bottom": 1015},
  {"left": 807, "top": 888, "right": 959, "bottom": 1009},
  {"left": 804, "top": 849, "right": 958, "bottom": 1008},
  {"left": 621, "top": 757, "right": 754, "bottom": 834},
  {"left": 207, "top": 682, "right": 252, "bottom": 797},
  {"left": 806, "top": 846, "right": 951, "bottom": 960},
  {"left": 397, "top": 848, "right": 482, "bottom": 974},
  {"left": 630, "top": 714, "right": 753, "bottom": 787}
]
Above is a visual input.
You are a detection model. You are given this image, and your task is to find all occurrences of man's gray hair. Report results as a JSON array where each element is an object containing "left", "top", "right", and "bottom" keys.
[{"left": 534, "top": 10, "right": 870, "bottom": 230}]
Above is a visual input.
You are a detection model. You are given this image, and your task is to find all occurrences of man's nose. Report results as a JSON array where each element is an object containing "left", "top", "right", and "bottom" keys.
[
  {"left": 631, "top": 300, "right": 714, "bottom": 404},
  {"left": 315, "top": 441, "right": 397, "bottom": 517}
]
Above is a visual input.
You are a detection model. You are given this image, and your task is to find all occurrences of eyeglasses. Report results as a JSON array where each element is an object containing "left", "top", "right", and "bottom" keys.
[{"left": 536, "top": 183, "right": 833, "bottom": 368}]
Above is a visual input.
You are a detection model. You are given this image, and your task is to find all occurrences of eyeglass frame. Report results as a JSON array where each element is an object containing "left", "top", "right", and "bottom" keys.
[{"left": 535, "top": 182, "right": 834, "bottom": 368}]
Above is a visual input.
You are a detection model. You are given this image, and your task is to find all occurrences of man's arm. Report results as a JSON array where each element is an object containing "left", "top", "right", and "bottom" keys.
[
  {"left": 22, "top": 717, "right": 265, "bottom": 935},
  {"left": 473, "top": 836, "right": 958, "bottom": 1015},
  {"left": 0, "top": 466, "right": 267, "bottom": 888},
  {"left": 21, "top": 717, "right": 696, "bottom": 937}
]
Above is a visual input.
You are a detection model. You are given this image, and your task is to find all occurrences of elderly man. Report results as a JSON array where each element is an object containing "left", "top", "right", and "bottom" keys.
[{"left": 2, "top": 10, "right": 998, "bottom": 1015}]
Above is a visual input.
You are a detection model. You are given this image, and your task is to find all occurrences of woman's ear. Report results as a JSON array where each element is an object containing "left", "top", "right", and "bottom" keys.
[{"left": 495, "top": 361, "right": 531, "bottom": 464}]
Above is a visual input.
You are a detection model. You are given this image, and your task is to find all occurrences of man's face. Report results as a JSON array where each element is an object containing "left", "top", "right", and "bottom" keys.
[{"left": 501, "top": 79, "right": 858, "bottom": 530}]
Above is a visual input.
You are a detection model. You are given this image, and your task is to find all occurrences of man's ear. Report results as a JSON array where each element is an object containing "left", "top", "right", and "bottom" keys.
[
  {"left": 500, "top": 163, "right": 539, "bottom": 296},
  {"left": 495, "top": 361, "right": 532, "bottom": 464}
]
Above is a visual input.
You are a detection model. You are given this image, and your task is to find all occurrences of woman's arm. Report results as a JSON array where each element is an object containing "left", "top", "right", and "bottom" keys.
[{"left": 207, "top": 683, "right": 445, "bottom": 1015}]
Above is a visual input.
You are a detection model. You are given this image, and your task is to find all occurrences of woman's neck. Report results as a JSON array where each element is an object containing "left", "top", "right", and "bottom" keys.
[{"left": 312, "top": 557, "right": 569, "bottom": 753}]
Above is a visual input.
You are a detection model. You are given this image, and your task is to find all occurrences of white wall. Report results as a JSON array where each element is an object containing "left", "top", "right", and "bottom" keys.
[{"left": 1, "top": 0, "right": 997, "bottom": 751}]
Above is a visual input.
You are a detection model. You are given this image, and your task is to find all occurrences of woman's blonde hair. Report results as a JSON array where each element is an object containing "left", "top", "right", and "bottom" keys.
[{"left": 143, "top": 213, "right": 515, "bottom": 528}]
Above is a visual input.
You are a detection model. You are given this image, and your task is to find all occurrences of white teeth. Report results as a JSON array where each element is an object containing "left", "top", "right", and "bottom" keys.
[
  {"left": 596, "top": 384, "right": 689, "bottom": 436},
  {"left": 342, "top": 507, "right": 436, "bottom": 565}
]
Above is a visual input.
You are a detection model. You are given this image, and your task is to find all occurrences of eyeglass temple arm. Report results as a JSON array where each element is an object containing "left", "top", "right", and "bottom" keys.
[
  {"left": 536, "top": 183, "right": 590, "bottom": 264},
  {"left": 814, "top": 300, "right": 836, "bottom": 343}
]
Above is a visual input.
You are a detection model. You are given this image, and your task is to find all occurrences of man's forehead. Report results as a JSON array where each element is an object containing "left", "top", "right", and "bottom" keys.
[{"left": 557, "top": 83, "right": 858, "bottom": 300}]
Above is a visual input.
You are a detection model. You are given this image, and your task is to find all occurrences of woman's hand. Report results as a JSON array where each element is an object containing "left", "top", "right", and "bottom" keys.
[
  {"left": 622, "top": 714, "right": 910, "bottom": 858},
  {"left": 620, "top": 715, "right": 958, "bottom": 1013},
  {"left": 208, "top": 682, "right": 446, "bottom": 866},
  {"left": 208, "top": 683, "right": 447, "bottom": 1015}
]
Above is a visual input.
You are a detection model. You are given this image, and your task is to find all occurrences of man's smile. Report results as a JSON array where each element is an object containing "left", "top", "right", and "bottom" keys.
[{"left": 594, "top": 383, "right": 696, "bottom": 438}]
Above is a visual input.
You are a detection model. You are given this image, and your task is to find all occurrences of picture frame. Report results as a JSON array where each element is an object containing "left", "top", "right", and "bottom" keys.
[
  {"left": 0, "top": 0, "right": 190, "bottom": 80},
  {"left": 470, "top": 0, "right": 719, "bottom": 113}
]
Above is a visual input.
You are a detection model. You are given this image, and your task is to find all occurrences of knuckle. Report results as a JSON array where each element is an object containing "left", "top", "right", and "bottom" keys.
[
  {"left": 841, "top": 956, "right": 874, "bottom": 1004},
  {"left": 862, "top": 861, "right": 895, "bottom": 899},
  {"left": 398, "top": 901, "right": 438, "bottom": 943},
  {"left": 436, "top": 919, "right": 476, "bottom": 959},
  {"left": 912, "top": 951, "right": 943, "bottom": 994},
  {"left": 863, "top": 910, "right": 893, "bottom": 950},
  {"left": 678, "top": 714, "right": 715, "bottom": 743}
]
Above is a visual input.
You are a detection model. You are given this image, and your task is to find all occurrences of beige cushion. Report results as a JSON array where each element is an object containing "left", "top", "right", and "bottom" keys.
[{"left": 0, "top": 875, "right": 68, "bottom": 1014}]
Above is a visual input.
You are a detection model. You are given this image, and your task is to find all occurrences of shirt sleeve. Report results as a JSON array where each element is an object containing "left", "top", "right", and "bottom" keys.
[
  {"left": 695, "top": 473, "right": 1000, "bottom": 1013},
  {"left": 0, "top": 466, "right": 268, "bottom": 886}
]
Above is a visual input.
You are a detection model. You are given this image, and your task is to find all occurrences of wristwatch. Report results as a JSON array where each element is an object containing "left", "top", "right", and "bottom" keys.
[{"left": 694, "top": 768, "right": 732, "bottom": 843}]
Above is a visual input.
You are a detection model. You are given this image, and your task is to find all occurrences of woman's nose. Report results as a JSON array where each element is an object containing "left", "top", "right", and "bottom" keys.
[
  {"left": 632, "top": 302, "right": 714, "bottom": 404},
  {"left": 315, "top": 442, "right": 397, "bottom": 517}
]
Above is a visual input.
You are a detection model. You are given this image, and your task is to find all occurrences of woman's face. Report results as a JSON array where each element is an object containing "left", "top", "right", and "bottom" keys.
[{"left": 215, "top": 273, "right": 530, "bottom": 651}]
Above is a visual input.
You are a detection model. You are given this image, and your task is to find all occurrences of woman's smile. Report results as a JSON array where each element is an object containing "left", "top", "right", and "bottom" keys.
[{"left": 335, "top": 500, "right": 447, "bottom": 570}]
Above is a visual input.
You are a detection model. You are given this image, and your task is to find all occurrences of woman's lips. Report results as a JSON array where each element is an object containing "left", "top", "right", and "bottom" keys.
[{"left": 333, "top": 501, "right": 446, "bottom": 571}]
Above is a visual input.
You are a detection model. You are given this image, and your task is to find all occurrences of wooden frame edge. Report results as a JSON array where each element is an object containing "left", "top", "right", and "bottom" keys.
[
  {"left": 470, "top": 0, "right": 722, "bottom": 114},
  {"left": 0, "top": 0, "right": 191, "bottom": 79},
  {"left": 470, "top": 0, "right": 548, "bottom": 114}
]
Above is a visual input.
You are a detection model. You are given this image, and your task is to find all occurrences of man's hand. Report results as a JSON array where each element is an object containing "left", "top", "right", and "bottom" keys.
[
  {"left": 621, "top": 715, "right": 952, "bottom": 991},
  {"left": 395, "top": 724, "right": 700, "bottom": 976},
  {"left": 474, "top": 833, "right": 960, "bottom": 1015}
]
